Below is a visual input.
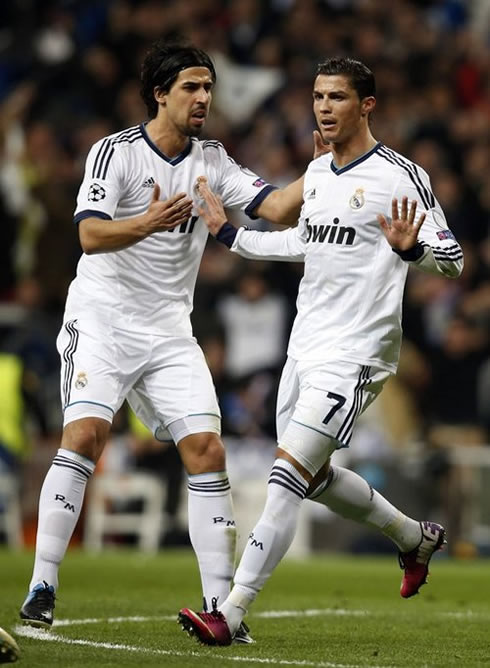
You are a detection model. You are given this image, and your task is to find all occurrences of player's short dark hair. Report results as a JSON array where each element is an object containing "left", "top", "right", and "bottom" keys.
[
  {"left": 316, "top": 57, "right": 375, "bottom": 100},
  {"left": 140, "top": 39, "right": 217, "bottom": 118}
]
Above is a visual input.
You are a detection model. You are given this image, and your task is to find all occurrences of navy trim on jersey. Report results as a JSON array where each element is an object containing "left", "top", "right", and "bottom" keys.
[
  {"left": 377, "top": 146, "right": 435, "bottom": 210},
  {"left": 393, "top": 242, "right": 425, "bottom": 262},
  {"left": 244, "top": 184, "right": 277, "bottom": 219},
  {"left": 92, "top": 126, "right": 142, "bottom": 180},
  {"left": 409, "top": 239, "right": 462, "bottom": 263},
  {"left": 432, "top": 245, "right": 464, "bottom": 261},
  {"left": 202, "top": 139, "right": 224, "bottom": 151},
  {"left": 140, "top": 123, "right": 193, "bottom": 165},
  {"left": 74, "top": 210, "right": 112, "bottom": 225},
  {"left": 216, "top": 222, "right": 238, "bottom": 247},
  {"left": 330, "top": 142, "right": 382, "bottom": 175}
]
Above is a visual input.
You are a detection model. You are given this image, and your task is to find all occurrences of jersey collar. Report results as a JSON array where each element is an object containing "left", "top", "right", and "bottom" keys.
[
  {"left": 330, "top": 141, "right": 382, "bottom": 175},
  {"left": 140, "top": 123, "right": 193, "bottom": 165}
]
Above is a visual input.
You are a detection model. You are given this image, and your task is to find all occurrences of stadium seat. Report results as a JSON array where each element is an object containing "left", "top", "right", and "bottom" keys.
[
  {"left": 0, "top": 474, "right": 23, "bottom": 548},
  {"left": 84, "top": 473, "right": 166, "bottom": 552}
]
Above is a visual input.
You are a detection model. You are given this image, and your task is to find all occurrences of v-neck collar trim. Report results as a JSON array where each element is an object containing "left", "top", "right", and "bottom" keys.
[
  {"left": 330, "top": 142, "right": 382, "bottom": 175},
  {"left": 140, "top": 123, "right": 193, "bottom": 165}
]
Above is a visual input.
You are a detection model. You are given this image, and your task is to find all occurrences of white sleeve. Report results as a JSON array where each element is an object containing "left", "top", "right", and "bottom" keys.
[
  {"left": 231, "top": 220, "right": 306, "bottom": 263},
  {"left": 204, "top": 142, "right": 276, "bottom": 219},
  {"left": 73, "top": 138, "right": 125, "bottom": 223},
  {"left": 392, "top": 169, "right": 464, "bottom": 278}
]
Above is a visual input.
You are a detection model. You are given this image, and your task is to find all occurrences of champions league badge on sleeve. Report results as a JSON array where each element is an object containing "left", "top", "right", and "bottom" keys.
[{"left": 88, "top": 183, "right": 106, "bottom": 202}]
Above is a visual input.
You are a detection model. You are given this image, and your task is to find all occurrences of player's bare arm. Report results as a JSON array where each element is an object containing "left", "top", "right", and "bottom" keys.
[
  {"left": 251, "top": 131, "right": 331, "bottom": 227},
  {"left": 377, "top": 196, "right": 426, "bottom": 251},
  {"left": 79, "top": 184, "right": 193, "bottom": 254}
]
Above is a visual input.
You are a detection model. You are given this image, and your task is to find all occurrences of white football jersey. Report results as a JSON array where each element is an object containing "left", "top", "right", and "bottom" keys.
[
  {"left": 232, "top": 143, "right": 464, "bottom": 372},
  {"left": 68, "top": 124, "right": 274, "bottom": 335}
]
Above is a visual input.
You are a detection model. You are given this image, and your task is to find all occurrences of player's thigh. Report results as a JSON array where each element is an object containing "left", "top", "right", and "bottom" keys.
[
  {"left": 276, "top": 357, "right": 300, "bottom": 443},
  {"left": 129, "top": 337, "right": 221, "bottom": 444},
  {"left": 280, "top": 361, "right": 390, "bottom": 476},
  {"left": 57, "top": 316, "right": 145, "bottom": 427}
]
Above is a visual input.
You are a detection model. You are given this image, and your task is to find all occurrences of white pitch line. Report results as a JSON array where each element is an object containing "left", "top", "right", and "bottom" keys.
[
  {"left": 441, "top": 611, "right": 490, "bottom": 620},
  {"left": 258, "top": 609, "right": 368, "bottom": 618},
  {"left": 13, "top": 625, "right": 392, "bottom": 668},
  {"left": 52, "top": 608, "right": 369, "bottom": 627},
  {"left": 50, "top": 606, "right": 488, "bottom": 629},
  {"left": 54, "top": 615, "right": 176, "bottom": 627}
]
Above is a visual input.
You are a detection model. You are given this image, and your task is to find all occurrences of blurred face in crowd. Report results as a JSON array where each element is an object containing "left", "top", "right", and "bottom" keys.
[
  {"left": 155, "top": 66, "right": 213, "bottom": 138},
  {"left": 313, "top": 74, "right": 375, "bottom": 146}
]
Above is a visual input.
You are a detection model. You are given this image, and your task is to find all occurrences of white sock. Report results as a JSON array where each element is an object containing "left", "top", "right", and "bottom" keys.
[
  {"left": 220, "top": 460, "right": 308, "bottom": 635},
  {"left": 187, "top": 471, "right": 236, "bottom": 611},
  {"left": 308, "top": 465, "right": 421, "bottom": 551},
  {"left": 30, "top": 448, "right": 95, "bottom": 591}
]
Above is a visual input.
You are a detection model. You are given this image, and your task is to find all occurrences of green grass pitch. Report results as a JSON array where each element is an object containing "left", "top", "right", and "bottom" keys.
[{"left": 1, "top": 548, "right": 489, "bottom": 667}]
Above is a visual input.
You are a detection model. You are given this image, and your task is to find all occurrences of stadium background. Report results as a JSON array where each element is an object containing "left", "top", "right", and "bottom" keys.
[{"left": 0, "top": 0, "right": 489, "bottom": 560}]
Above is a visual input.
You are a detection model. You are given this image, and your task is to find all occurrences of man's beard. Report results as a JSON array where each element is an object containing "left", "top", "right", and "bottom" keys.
[{"left": 186, "top": 125, "right": 204, "bottom": 137}]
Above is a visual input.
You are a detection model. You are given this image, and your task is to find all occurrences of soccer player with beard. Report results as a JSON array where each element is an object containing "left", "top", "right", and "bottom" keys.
[
  {"left": 19, "top": 40, "right": 314, "bottom": 640},
  {"left": 178, "top": 57, "right": 464, "bottom": 645}
]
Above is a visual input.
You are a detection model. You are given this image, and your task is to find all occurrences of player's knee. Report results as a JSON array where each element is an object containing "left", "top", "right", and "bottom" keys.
[
  {"left": 61, "top": 418, "right": 110, "bottom": 463},
  {"left": 179, "top": 432, "right": 226, "bottom": 474},
  {"left": 307, "top": 459, "right": 331, "bottom": 496}
]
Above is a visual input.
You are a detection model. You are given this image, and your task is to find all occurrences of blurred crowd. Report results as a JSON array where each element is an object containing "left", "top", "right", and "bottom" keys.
[{"left": 0, "top": 0, "right": 489, "bottom": 526}]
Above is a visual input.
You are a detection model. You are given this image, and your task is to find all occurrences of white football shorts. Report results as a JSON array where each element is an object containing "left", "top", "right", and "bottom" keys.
[
  {"left": 57, "top": 315, "right": 220, "bottom": 444},
  {"left": 276, "top": 357, "right": 391, "bottom": 476}
]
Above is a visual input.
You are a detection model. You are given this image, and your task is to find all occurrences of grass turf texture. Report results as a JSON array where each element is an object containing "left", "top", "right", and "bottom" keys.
[{"left": 1, "top": 548, "right": 489, "bottom": 667}]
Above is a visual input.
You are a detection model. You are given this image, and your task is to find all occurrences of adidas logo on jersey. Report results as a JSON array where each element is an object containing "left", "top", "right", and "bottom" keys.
[
  {"left": 306, "top": 188, "right": 316, "bottom": 200},
  {"left": 142, "top": 177, "right": 156, "bottom": 188},
  {"left": 306, "top": 217, "right": 356, "bottom": 245}
]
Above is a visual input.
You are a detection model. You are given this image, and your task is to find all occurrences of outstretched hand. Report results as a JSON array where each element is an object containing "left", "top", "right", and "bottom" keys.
[
  {"left": 313, "top": 130, "right": 331, "bottom": 160},
  {"left": 195, "top": 177, "right": 229, "bottom": 236},
  {"left": 144, "top": 184, "right": 193, "bottom": 233},
  {"left": 377, "top": 196, "right": 426, "bottom": 251}
]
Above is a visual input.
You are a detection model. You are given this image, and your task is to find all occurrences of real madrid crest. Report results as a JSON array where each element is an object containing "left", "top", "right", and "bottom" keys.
[
  {"left": 349, "top": 188, "right": 365, "bottom": 210},
  {"left": 75, "top": 372, "right": 88, "bottom": 389}
]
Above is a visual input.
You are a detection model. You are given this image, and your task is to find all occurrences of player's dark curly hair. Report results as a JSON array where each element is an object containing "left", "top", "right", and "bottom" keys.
[
  {"left": 316, "top": 57, "right": 375, "bottom": 100},
  {"left": 140, "top": 39, "right": 217, "bottom": 118}
]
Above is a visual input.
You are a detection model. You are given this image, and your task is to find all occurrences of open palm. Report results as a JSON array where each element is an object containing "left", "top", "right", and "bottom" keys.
[{"left": 377, "top": 196, "right": 426, "bottom": 251}]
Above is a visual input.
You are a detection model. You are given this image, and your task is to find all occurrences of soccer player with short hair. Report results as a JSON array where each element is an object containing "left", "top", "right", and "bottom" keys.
[
  {"left": 178, "top": 57, "right": 464, "bottom": 645},
  {"left": 19, "top": 39, "right": 312, "bottom": 639}
]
